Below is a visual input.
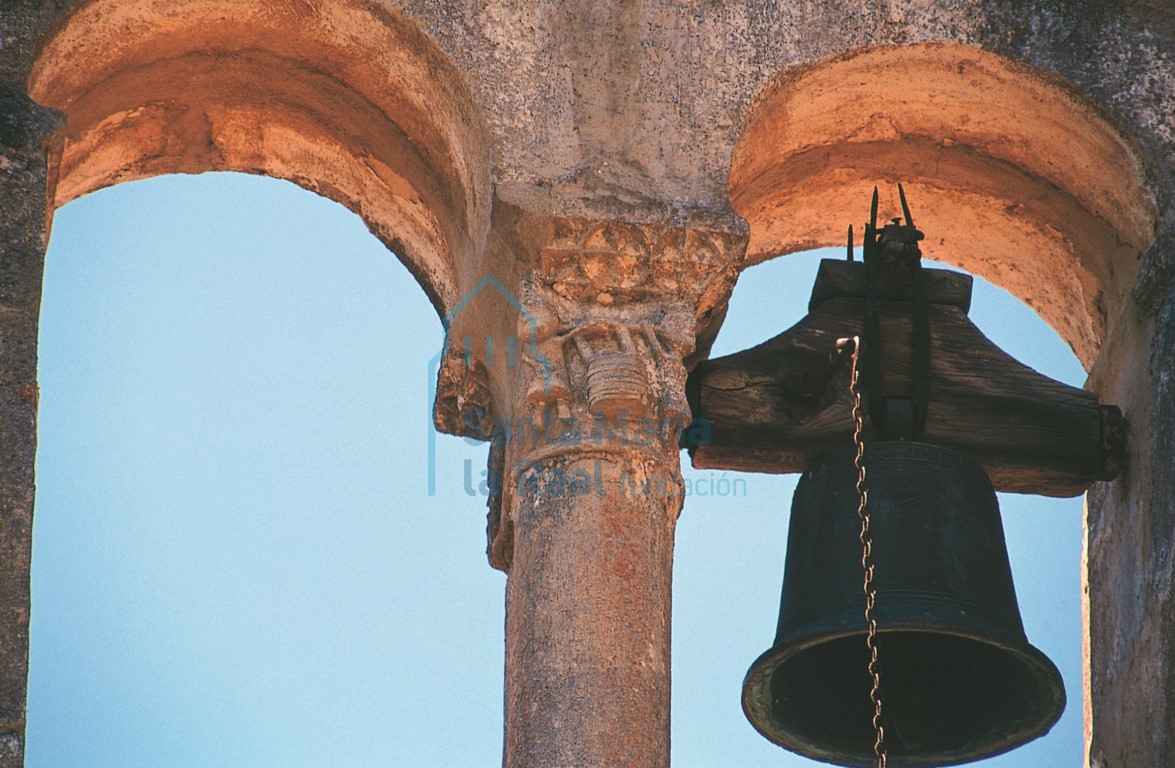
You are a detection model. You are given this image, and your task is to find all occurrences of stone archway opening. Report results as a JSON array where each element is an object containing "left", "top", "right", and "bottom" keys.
[
  {"left": 728, "top": 42, "right": 1159, "bottom": 368},
  {"left": 24, "top": 4, "right": 504, "bottom": 763},
  {"left": 687, "top": 248, "right": 1087, "bottom": 766},
  {"left": 28, "top": 0, "right": 494, "bottom": 314},
  {"left": 726, "top": 42, "right": 1164, "bottom": 767},
  {"left": 28, "top": 171, "right": 507, "bottom": 767}
]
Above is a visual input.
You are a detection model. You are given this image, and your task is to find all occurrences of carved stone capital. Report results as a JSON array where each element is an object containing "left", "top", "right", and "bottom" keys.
[
  {"left": 523, "top": 215, "right": 745, "bottom": 308},
  {"left": 432, "top": 210, "right": 747, "bottom": 571},
  {"left": 524, "top": 320, "right": 688, "bottom": 427},
  {"left": 485, "top": 316, "right": 696, "bottom": 571}
]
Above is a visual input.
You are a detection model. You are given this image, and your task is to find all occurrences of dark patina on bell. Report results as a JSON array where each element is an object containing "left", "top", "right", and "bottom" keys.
[{"left": 742, "top": 441, "right": 1065, "bottom": 767}]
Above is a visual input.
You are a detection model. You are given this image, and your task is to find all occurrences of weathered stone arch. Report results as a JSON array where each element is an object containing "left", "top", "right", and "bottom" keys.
[
  {"left": 728, "top": 42, "right": 1160, "bottom": 367},
  {"left": 28, "top": 0, "right": 494, "bottom": 314}
]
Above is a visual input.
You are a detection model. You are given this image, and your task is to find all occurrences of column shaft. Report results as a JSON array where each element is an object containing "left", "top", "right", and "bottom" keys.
[{"left": 504, "top": 452, "right": 677, "bottom": 768}]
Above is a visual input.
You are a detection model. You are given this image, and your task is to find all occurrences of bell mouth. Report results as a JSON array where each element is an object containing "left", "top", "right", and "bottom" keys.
[{"left": 742, "top": 628, "right": 1066, "bottom": 767}]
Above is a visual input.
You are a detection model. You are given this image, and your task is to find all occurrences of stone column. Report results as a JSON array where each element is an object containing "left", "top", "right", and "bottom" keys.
[
  {"left": 0, "top": 83, "right": 59, "bottom": 767},
  {"left": 500, "top": 321, "right": 687, "bottom": 768},
  {"left": 1084, "top": 230, "right": 1175, "bottom": 768},
  {"left": 435, "top": 213, "right": 745, "bottom": 767}
]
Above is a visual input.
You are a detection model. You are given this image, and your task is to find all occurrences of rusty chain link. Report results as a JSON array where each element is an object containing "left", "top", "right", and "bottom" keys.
[{"left": 839, "top": 334, "right": 887, "bottom": 768}]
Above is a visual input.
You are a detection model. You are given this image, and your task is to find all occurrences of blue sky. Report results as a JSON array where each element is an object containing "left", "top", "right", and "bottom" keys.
[{"left": 28, "top": 172, "right": 1085, "bottom": 766}]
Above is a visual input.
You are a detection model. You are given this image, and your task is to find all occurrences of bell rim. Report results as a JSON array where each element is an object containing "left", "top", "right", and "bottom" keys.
[{"left": 741, "top": 625, "right": 1066, "bottom": 768}]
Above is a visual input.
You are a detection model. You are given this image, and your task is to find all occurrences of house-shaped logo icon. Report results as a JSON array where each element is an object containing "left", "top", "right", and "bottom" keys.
[{"left": 426, "top": 274, "right": 552, "bottom": 495}]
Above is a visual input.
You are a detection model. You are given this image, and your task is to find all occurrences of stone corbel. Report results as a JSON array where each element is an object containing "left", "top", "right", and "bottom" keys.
[{"left": 433, "top": 352, "right": 493, "bottom": 440}]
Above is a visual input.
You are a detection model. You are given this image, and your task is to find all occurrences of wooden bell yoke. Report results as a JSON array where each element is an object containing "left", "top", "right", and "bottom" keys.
[{"left": 685, "top": 188, "right": 1125, "bottom": 498}]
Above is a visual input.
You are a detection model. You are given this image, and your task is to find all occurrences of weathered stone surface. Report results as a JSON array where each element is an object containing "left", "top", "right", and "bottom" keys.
[
  {"left": 1, "top": 1, "right": 1173, "bottom": 767},
  {"left": 1085, "top": 278, "right": 1175, "bottom": 768},
  {"left": 0, "top": 83, "right": 60, "bottom": 768},
  {"left": 505, "top": 451, "right": 676, "bottom": 768},
  {"left": 1133, "top": 228, "right": 1175, "bottom": 317},
  {"left": 399, "top": 2, "right": 1175, "bottom": 227}
]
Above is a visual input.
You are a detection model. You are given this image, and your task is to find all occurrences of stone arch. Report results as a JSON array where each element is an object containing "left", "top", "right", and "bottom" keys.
[
  {"left": 728, "top": 42, "right": 1159, "bottom": 367},
  {"left": 27, "top": 0, "right": 494, "bottom": 314}
]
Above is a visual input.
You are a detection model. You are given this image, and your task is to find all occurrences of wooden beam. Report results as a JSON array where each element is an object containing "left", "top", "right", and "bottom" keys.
[{"left": 686, "top": 260, "right": 1123, "bottom": 498}]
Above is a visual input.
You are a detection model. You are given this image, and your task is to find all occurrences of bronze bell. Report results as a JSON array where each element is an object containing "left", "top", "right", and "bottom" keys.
[{"left": 742, "top": 441, "right": 1065, "bottom": 766}]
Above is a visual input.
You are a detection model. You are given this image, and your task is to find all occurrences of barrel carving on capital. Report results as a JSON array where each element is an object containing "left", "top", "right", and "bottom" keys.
[
  {"left": 432, "top": 213, "right": 748, "bottom": 571},
  {"left": 28, "top": 0, "right": 492, "bottom": 313}
]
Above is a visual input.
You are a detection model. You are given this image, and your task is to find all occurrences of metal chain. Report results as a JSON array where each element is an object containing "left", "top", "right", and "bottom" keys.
[{"left": 840, "top": 335, "right": 887, "bottom": 768}]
